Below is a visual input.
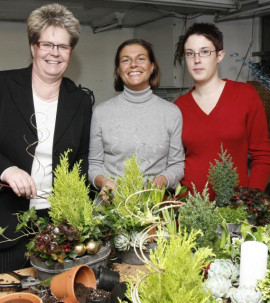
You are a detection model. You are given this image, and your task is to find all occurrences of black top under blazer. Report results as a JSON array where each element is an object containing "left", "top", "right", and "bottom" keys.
[{"left": 0, "top": 65, "right": 92, "bottom": 248}]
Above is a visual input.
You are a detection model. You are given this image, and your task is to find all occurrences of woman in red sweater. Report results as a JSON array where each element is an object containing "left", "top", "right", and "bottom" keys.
[{"left": 174, "top": 22, "right": 270, "bottom": 200}]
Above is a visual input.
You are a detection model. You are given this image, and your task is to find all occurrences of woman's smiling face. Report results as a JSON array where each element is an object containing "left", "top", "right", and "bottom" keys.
[
  {"left": 117, "top": 44, "right": 154, "bottom": 91},
  {"left": 31, "top": 25, "right": 71, "bottom": 82}
]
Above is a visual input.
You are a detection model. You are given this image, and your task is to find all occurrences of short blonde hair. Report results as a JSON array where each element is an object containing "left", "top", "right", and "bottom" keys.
[{"left": 27, "top": 3, "right": 80, "bottom": 48}]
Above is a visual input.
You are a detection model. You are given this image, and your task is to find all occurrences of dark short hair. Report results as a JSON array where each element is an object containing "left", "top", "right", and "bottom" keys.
[
  {"left": 181, "top": 23, "right": 223, "bottom": 55},
  {"left": 114, "top": 39, "right": 160, "bottom": 91}
]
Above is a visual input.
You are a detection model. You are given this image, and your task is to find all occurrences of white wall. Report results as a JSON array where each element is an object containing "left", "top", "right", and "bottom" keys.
[
  {"left": 0, "top": 16, "right": 261, "bottom": 105},
  {"left": 0, "top": 21, "right": 135, "bottom": 105},
  {"left": 135, "top": 15, "right": 261, "bottom": 89}
]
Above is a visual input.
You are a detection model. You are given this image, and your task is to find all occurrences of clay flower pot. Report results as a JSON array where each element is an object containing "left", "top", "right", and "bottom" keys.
[
  {"left": 50, "top": 264, "right": 96, "bottom": 302},
  {"left": 0, "top": 292, "right": 42, "bottom": 303}
]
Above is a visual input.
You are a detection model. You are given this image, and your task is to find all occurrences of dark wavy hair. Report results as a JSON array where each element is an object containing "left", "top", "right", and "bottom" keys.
[
  {"left": 181, "top": 23, "right": 223, "bottom": 55},
  {"left": 114, "top": 39, "right": 160, "bottom": 92}
]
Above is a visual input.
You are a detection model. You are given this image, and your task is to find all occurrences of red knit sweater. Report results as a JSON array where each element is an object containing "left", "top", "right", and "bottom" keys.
[{"left": 174, "top": 80, "right": 270, "bottom": 200}]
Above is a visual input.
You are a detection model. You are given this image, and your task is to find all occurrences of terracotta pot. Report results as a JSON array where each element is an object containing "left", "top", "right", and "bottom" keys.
[
  {"left": 50, "top": 264, "right": 97, "bottom": 302},
  {"left": 0, "top": 292, "right": 42, "bottom": 303}
]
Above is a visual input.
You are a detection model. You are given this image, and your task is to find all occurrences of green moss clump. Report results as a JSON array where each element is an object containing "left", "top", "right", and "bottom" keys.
[
  {"left": 208, "top": 144, "right": 239, "bottom": 207},
  {"left": 217, "top": 206, "right": 247, "bottom": 224}
]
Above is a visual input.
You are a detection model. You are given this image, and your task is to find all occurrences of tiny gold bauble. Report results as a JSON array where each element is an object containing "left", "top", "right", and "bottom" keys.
[
  {"left": 86, "top": 240, "right": 100, "bottom": 254},
  {"left": 74, "top": 243, "right": 86, "bottom": 256}
]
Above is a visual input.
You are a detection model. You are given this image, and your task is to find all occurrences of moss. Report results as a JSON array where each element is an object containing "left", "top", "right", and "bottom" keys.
[{"left": 217, "top": 206, "right": 247, "bottom": 224}]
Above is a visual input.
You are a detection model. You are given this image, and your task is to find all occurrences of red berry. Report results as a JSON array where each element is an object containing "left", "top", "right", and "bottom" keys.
[
  {"left": 253, "top": 208, "right": 257, "bottom": 212},
  {"left": 64, "top": 248, "right": 70, "bottom": 253}
]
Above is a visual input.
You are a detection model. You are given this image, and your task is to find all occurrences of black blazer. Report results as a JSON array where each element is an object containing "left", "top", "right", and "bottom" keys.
[{"left": 0, "top": 65, "right": 92, "bottom": 248}]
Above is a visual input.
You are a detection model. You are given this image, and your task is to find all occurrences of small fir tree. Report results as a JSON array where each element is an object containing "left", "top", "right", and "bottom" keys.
[
  {"left": 178, "top": 184, "right": 220, "bottom": 248},
  {"left": 208, "top": 144, "right": 239, "bottom": 207}
]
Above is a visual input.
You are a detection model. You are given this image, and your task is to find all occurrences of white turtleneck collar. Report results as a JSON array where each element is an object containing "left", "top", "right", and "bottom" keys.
[{"left": 121, "top": 86, "right": 153, "bottom": 104}]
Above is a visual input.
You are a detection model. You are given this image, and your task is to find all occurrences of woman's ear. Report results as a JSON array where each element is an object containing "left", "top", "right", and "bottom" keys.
[
  {"left": 151, "top": 62, "right": 154, "bottom": 74},
  {"left": 217, "top": 50, "right": 225, "bottom": 63},
  {"left": 30, "top": 44, "right": 35, "bottom": 58}
]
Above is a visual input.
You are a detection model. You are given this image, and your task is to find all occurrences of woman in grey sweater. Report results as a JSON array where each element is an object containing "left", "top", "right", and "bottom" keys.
[{"left": 88, "top": 39, "right": 184, "bottom": 199}]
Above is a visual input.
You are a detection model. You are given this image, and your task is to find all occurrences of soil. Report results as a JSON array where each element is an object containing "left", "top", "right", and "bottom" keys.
[
  {"left": 75, "top": 283, "right": 110, "bottom": 303},
  {"left": 28, "top": 284, "right": 110, "bottom": 303}
]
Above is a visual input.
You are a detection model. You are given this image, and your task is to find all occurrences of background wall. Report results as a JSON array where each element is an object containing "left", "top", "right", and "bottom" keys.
[{"left": 0, "top": 16, "right": 261, "bottom": 105}]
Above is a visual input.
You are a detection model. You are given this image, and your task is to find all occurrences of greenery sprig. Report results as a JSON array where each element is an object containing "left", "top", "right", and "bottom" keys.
[{"left": 208, "top": 144, "right": 239, "bottom": 207}]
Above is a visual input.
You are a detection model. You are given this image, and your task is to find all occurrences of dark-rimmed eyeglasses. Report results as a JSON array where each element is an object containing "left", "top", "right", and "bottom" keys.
[
  {"left": 184, "top": 49, "right": 219, "bottom": 59},
  {"left": 35, "top": 41, "right": 72, "bottom": 53}
]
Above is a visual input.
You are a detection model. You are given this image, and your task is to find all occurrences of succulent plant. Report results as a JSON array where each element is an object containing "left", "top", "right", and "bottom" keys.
[
  {"left": 230, "top": 286, "right": 262, "bottom": 303},
  {"left": 208, "top": 259, "right": 240, "bottom": 284},
  {"left": 205, "top": 275, "right": 232, "bottom": 299},
  {"left": 130, "top": 231, "right": 149, "bottom": 250},
  {"left": 114, "top": 232, "right": 131, "bottom": 252}
]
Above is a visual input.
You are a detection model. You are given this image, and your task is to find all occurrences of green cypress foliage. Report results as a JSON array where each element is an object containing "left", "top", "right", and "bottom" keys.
[
  {"left": 48, "top": 149, "right": 98, "bottom": 236},
  {"left": 208, "top": 144, "right": 239, "bottom": 207},
  {"left": 127, "top": 229, "right": 216, "bottom": 303},
  {"left": 178, "top": 185, "right": 220, "bottom": 248}
]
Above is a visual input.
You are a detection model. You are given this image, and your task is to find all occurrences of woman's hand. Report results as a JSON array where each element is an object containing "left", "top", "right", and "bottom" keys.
[
  {"left": 2, "top": 167, "right": 37, "bottom": 199},
  {"left": 94, "top": 175, "right": 116, "bottom": 203},
  {"left": 152, "top": 175, "right": 168, "bottom": 188}
]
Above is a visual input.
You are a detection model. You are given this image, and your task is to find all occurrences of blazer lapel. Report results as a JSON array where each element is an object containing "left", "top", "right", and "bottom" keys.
[{"left": 8, "top": 66, "right": 37, "bottom": 136}]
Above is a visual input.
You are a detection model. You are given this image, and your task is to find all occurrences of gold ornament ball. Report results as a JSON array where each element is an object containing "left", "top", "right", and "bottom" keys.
[
  {"left": 74, "top": 243, "right": 86, "bottom": 256},
  {"left": 86, "top": 240, "right": 100, "bottom": 254}
]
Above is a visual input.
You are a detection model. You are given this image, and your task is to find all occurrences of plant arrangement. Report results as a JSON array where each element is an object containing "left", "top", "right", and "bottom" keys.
[
  {"left": 0, "top": 149, "right": 108, "bottom": 265},
  {"left": 112, "top": 167, "right": 270, "bottom": 303},
  {"left": 101, "top": 155, "right": 168, "bottom": 253}
]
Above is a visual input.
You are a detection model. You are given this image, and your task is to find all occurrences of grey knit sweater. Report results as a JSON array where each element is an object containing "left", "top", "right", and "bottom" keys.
[{"left": 88, "top": 86, "right": 185, "bottom": 189}]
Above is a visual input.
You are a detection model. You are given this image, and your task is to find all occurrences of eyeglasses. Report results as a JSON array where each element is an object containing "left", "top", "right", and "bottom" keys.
[
  {"left": 35, "top": 41, "right": 73, "bottom": 53},
  {"left": 184, "top": 49, "right": 219, "bottom": 59}
]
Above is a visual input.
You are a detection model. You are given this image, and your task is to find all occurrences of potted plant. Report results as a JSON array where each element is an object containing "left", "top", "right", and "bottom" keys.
[
  {"left": 125, "top": 228, "right": 216, "bottom": 303},
  {"left": 0, "top": 149, "right": 112, "bottom": 280},
  {"left": 100, "top": 155, "right": 166, "bottom": 264}
]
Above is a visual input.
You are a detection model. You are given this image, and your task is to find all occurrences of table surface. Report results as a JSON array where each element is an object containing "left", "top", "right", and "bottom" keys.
[{"left": 0, "top": 263, "right": 148, "bottom": 298}]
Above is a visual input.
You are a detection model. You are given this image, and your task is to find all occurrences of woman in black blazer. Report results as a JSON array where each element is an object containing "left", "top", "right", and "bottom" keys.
[{"left": 0, "top": 4, "right": 92, "bottom": 272}]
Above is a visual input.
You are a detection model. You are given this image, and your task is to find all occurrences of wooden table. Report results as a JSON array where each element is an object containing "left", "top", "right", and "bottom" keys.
[{"left": 0, "top": 264, "right": 148, "bottom": 298}]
